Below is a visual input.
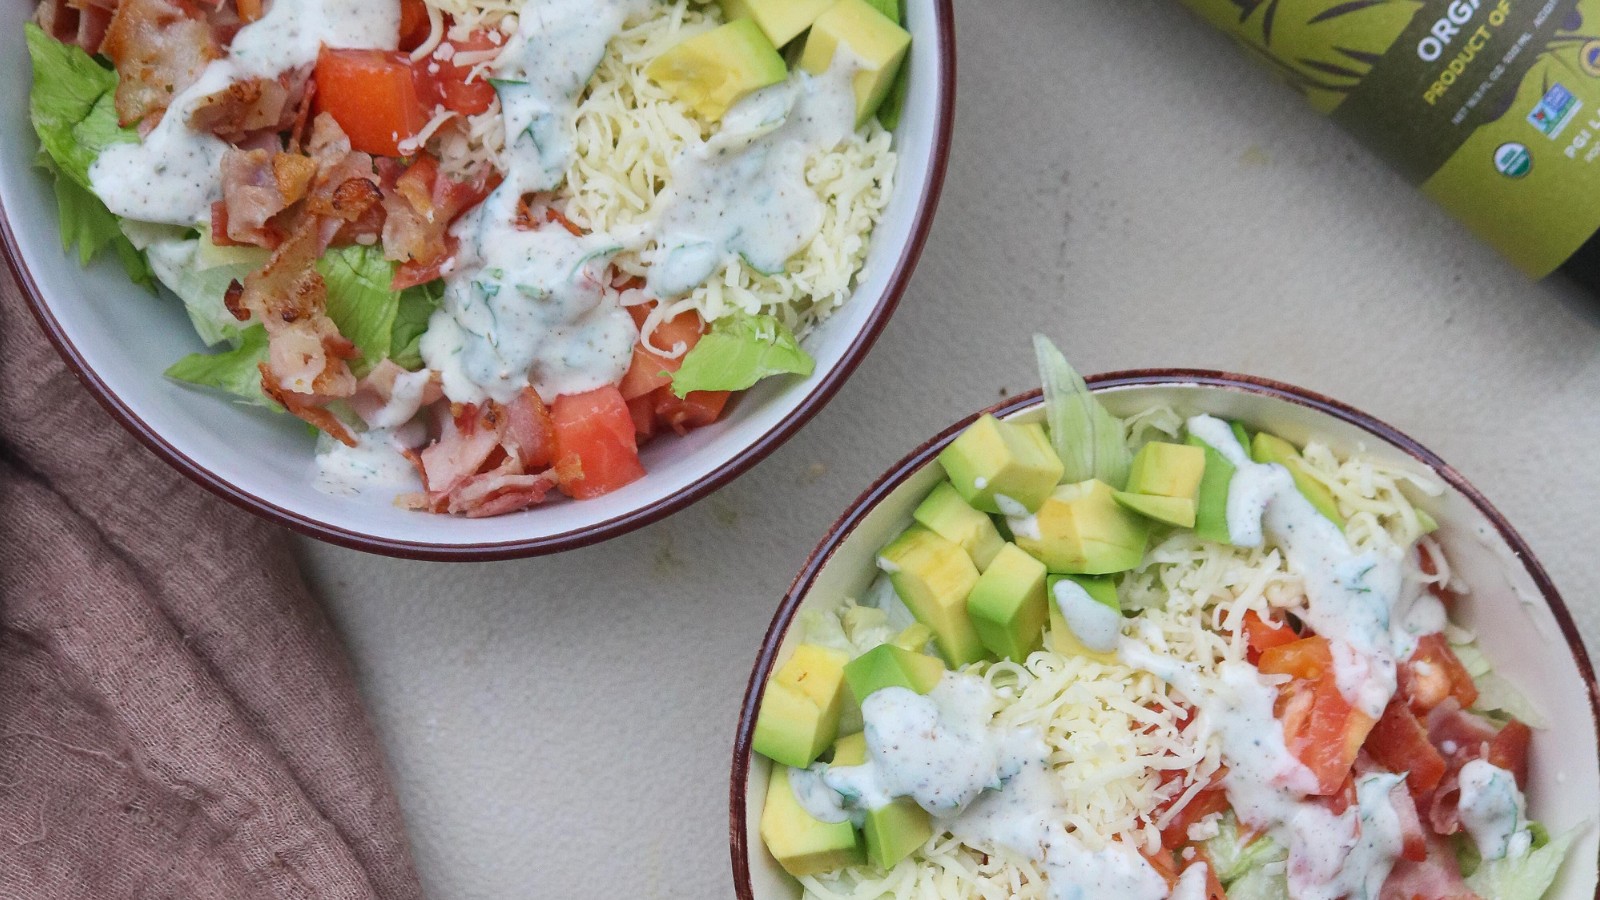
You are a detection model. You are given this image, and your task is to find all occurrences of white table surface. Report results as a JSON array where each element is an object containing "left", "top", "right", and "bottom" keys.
[{"left": 297, "top": 1, "right": 1600, "bottom": 896}]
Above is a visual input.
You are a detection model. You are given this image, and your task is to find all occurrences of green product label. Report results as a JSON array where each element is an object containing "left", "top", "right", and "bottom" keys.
[{"left": 1182, "top": 0, "right": 1600, "bottom": 277}]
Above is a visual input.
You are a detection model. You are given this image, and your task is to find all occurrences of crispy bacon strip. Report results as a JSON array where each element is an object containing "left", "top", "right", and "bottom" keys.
[
  {"left": 216, "top": 147, "right": 316, "bottom": 247},
  {"left": 380, "top": 154, "right": 496, "bottom": 280},
  {"left": 403, "top": 390, "right": 563, "bottom": 516},
  {"left": 34, "top": 0, "right": 116, "bottom": 53},
  {"left": 188, "top": 69, "right": 308, "bottom": 142},
  {"left": 102, "top": 0, "right": 220, "bottom": 128}
]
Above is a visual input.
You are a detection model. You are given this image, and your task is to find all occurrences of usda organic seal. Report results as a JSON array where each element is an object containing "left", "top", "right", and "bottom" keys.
[{"left": 1494, "top": 142, "right": 1532, "bottom": 178}]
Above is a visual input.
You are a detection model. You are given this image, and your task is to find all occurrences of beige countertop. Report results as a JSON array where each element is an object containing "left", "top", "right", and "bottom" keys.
[{"left": 298, "top": 1, "right": 1600, "bottom": 896}]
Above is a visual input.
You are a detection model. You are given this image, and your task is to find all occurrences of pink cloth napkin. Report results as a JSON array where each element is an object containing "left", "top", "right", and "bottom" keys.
[{"left": 0, "top": 271, "right": 422, "bottom": 899}]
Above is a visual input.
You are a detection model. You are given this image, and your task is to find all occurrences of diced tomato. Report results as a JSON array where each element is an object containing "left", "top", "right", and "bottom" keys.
[
  {"left": 1398, "top": 634, "right": 1478, "bottom": 715},
  {"left": 627, "top": 394, "right": 657, "bottom": 445},
  {"left": 1141, "top": 845, "right": 1182, "bottom": 886},
  {"left": 1159, "top": 784, "right": 1231, "bottom": 850},
  {"left": 655, "top": 387, "right": 730, "bottom": 435},
  {"left": 620, "top": 303, "right": 707, "bottom": 400},
  {"left": 1365, "top": 700, "right": 1447, "bottom": 800},
  {"left": 393, "top": 247, "right": 454, "bottom": 290},
  {"left": 414, "top": 29, "right": 499, "bottom": 116},
  {"left": 399, "top": 0, "right": 431, "bottom": 51},
  {"left": 314, "top": 48, "right": 429, "bottom": 157},
  {"left": 1488, "top": 718, "right": 1532, "bottom": 789},
  {"left": 550, "top": 386, "right": 646, "bottom": 499},
  {"left": 1260, "top": 637, "right": 1376, "bottom": 795},
  {"left": 1241, "top": 610, "right": 1298, "bottom": 665},
  {"left": 1191, "top": 852, "right": 1229, "bottom": 900}
]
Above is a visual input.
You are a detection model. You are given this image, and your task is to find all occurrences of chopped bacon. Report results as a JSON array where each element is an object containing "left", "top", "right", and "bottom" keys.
[
  {"left": 349, "top": 360, "right": 442, "bottom": 428},
  {"left": 501, "top": 389, "right": 556, "bottom": 471},
  {"left": 258, "top": 361, "right": 356, "bottom": 447},
  {"left": 403, "top": 391, "right": 566, "bottom": 516},
  {"left": 379, "top": 154, "right": 496, "bottom": 286},
  {"left": 102, "top": 0, "right": 221, "bottom": 128},
  {"left": 417, "top": 403, "right": 502, "bottom": 498},
  {"left": 1379, "top": 835, "right": 1482, "bottom": 900},
  {"left": 1423, "top": 700, "right": 1521, "bottom": 837},
  {"left": 216, "top": 147, "right": 316, "bottom": 247},
  {"left": 188, "top": 68, "right": 309, "bottom": 142},
  {"left": 34, "top": 0, "right": 116, "bottom": 53}
]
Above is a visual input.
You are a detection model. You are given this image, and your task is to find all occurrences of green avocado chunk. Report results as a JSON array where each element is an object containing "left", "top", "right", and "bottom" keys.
[
  {"left": 644, "top": 19, "right": 787, "bottom": 121},
  {"left": 760, "top": 764, "right": 865, "bottom": 877},
  {"left": 1126, "top": 441, "right": 1206, "bottom": 501},
  {"left": 1113, "top": 491, "right": 1197, "bottom": 528},
  {"left": 1186, "top": 433, "right": 1236, "bottom": 544},
  {"left": 878, "top": 526, "right": 987, "bottom": 666},
  {"left": 937, "top": 415, "right": 1065, "bottom": 516},
  {"left": 1011, "top": 479, "right": 1148, "bottom": 575},
  {"left": 843, "top": 642, "right": 945, "bottom": 703},
  {"left": 913, "top": 481, "right": 1006, "bottom": 571},
  {"left": 720, "top": 0, "right": 834, "bottom": 46},
  {"left": 798, "top": 0, "right": 911, "bottom": 126},
  {"left": 752, "top": 644, "right": 850, "bottom": 768},
  {"left": 965, "top": 543, "right": 1049, "bottom": 661},
  {"left": 1249, "top": 432, "right": 1344, "bottom": 528},
  {"left": 1045, "top": 574, "right": 1122, "bottom": 663},
  {"left": 832, "top": 732, "right": 932, "bottom": 869}
]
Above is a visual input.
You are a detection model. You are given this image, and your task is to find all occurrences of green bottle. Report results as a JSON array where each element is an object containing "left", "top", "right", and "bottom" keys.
[{"left": 1178, "top": 0, "right": 1600, "bottom": 295}]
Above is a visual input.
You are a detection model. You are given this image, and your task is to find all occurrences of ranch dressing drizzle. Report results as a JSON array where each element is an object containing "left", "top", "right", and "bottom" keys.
[
  {"left": 1120, "top": 631, "right": 1407, "bottom": 898},
  {"left": 90, "top": 0, "right": 399, "bottom": 225},
  {"left": 422, "top": 0, "right": 643, "bottom": 405},
  {"left": 1051, "top": 578, "right": 1121, "bottom": 653},
  {"left": 824, "top": 672, "right": 1168, "bottom": 900},
  {"left": 312, "top": 425, "right": 424, "bottom": 498},
  {"left": 1456, "top": 759, "right": 1533, "bottom": 861},
  {"left": 645, "top": 53, "right": 861, "bottom": 298},
  {"left": 787, "top": 764, "right": 853, "bottom": 825},
  {"left": 1186, "top": 415, "right": 1402, "bottom": 719}
]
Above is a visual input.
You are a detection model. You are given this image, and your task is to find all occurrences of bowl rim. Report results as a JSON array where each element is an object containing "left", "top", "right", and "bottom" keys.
[
  {"left": 727, "top": 368, "right": 1600, "bottom": 899},
  {"left": 0, "top": 2, "right": 958, "bottom": 561}
]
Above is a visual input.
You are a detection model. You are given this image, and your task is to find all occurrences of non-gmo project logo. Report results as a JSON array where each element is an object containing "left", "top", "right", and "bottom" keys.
[
  {"left": 1528, "top": 83, "right": 1581, "bottom": 138},
  {"left": 1494, "top": 142, "right": 1532, "bottom": 178}
]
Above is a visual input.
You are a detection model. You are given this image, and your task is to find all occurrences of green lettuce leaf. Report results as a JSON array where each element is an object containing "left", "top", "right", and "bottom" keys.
[
  {"left": 669, "top": 314, "right": 815, "bottom": 397},
  {"left": 391, "top": 281, "right": 443, "bottom": 371},
  {"left": 1224, "top": 866, "right": 1289, "bottom": 900},
  {"left": 143, "top": 234, "right": 262, "bottom": 347},
  {"left": 1034, "top": 334, "right": 1129, "bottom": 488},
  {"left": 1465, "top": 825, "right": 1583, "bottom": 900},
  {"left": 164, "top": 325, "right": 273, "bottom": 407},
  {"left": 1205, "top": 811, "right": 1289, "bottom": 884},
  {"left": 27, "top": 23, "right": 151, "bottom": 285},
  {"left": 318, "top": 244, "right": 402, "bottom": 373}
]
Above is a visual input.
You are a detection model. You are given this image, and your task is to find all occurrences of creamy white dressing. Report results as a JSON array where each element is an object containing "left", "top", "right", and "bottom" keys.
[
  {"left": 422, "top": 0, "right": 641, "bottom": 405},
  {"left": 992, "top": 493, "right": 1031, "bottom": 518},
  {"left": 1188, "top": 415, "right": 1401, "bottom": 719},
  {"left": 312, "top": 426, "right": 423, "bottom": 498},
  {"left": 1457, "top": 759, "right": 1533, "bottom": 861},
  {"left": 1052, "top": 578, "right": 1122, "bottom": 653},
  {"left": 645, "top": 54, "right": 860, "bottom": 297},
  {"left": 361, "top": 368, "right": 435, "bottom": 430},
  {"left": 787, "top": 764, "right": 852, "bottom": 825},
  {"left": 1170, "top": 862, "right": 1212, "bottom": 900},
  {"left": 823, "top": 672, "right": 1169, "bottom": 900},
  {"left": 90, "top": 0, "right": 399, "bottom": 225}
]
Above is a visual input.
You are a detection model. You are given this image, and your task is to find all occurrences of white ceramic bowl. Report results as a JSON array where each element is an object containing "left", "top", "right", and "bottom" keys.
[
  {"left": 0, "top": 3, "right": 955, "bottom": 559},
  {"left": 731, "top": 371, "right": 1600, "bottom": 899}
]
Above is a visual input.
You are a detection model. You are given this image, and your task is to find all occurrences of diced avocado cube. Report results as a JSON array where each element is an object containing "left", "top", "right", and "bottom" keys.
[
  {"left": 937, "top": 415, "right": 1065, "bottom": 516},
  {"left": 861, "top": 796, "right": 931, "bottom": 869},
  {"left": 1250, "top": 432, "right": 1345, "bottom": 528},
  {"left": 1113, "top": 491, "right": 1196, "bottom": 528},
  {"left": 829, "top": 732, "right": 931, "bottom": 869},
  {"left": 844, "top": 642, "right": 944, "bottom": 702},
  {"left": 645, "top": 19, "right": 788, "bottom": 121},
  {"left": 799, "top": 0, "right": 911, "bottom": 127},
  {"left": 878, "top": 527, "right": 987, "bottom": 666},
  {"left": 1186, "top": 434, "right": 1235, "bottom": 544},
  {"left": 721, "top": 0, "right": 835, "bottom": 47},
  {"left": 753, "top": 644, "right": 851, "bottom": 768},
  {"left": 1011, "top": 480, "right": 1148, "bottom": 575},
  {"left": 965, "top": 543, "right": 1048, "bottom": 661},
  {"left": 760, "top": 765, "right": 865, "bottom": 877},
  {"left": 913, "top": 481, "right": 1005, "bottom": 570},
  {"left": 1126, "top": 442, "right": 1206, "bottom": 500},
  {"left": 1046, "top": 575, "right": 1121, "bottom": 663}
]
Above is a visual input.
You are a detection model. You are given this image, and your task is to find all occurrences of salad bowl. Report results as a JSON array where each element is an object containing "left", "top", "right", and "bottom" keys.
[
  {"left": 730, "top": 370, "right": 1600, "bottom": 899},
  {"left": 0, "top": 0, "right": 956, "bottom": 560}
]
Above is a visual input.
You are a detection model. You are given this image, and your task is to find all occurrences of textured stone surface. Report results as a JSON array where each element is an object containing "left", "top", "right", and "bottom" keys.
[{"left": 299, "top": 1, "right": 1600, "bottom": 896}]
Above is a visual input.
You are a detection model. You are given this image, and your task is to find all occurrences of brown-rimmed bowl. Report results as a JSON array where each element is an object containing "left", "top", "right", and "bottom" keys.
[
  {"left": 0, "top": 1, "right": 955, "bottom": 560},
  {"left": 731, "top": 370, "right": 1600, "bottom": 898}
]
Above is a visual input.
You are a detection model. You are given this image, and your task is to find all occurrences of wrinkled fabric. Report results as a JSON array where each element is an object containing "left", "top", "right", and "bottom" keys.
[{"left": 0, "top": 270, "right": 422, "bottom": 900}]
